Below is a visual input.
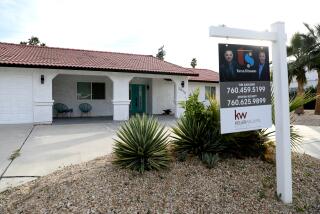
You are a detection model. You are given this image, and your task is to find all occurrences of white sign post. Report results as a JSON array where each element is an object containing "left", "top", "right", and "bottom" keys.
[{"left": 209, "top": 22, "right": 292, "bottom": 203}]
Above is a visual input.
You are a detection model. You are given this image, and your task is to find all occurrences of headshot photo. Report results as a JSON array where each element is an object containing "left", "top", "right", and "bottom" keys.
[
  {"left": 256, "top": 50, "right": 270, "bottom": 81},
  {"left": 219, "top": 49, "right": 237, "bottom": 82}
]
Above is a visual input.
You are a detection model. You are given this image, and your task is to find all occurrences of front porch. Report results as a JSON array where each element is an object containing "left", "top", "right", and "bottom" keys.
[{"left": 51, "top": 71, "right": 188, "bottom": 122}]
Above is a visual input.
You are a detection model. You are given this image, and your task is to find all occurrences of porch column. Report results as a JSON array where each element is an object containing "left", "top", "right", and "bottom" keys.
[
  {"left": 110, "top": 75, "right": 132, "bottom": 121},
  {"left": 172, "top": 77, "right": 188, "bottom": 118},
  {"left": 33, "top": 71, "right": 57, "bottom": 124}
]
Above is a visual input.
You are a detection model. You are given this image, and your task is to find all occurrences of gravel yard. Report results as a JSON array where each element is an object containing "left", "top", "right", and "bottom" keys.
[
  {"left": 293, "top": 110, "right": 320, "bottom": 126},
  {"left": 0, "top": 153, "right": 319, "bottom": 213}
]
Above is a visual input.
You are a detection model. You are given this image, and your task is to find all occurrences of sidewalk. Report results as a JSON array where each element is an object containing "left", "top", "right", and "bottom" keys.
[{"left": 295, "top": 125, "right": 320, "bottom": 159}]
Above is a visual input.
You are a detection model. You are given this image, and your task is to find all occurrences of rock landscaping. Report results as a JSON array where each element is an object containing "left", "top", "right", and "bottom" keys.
[{"left": 0, "top": 153, "right": 319, "bottom": 213}]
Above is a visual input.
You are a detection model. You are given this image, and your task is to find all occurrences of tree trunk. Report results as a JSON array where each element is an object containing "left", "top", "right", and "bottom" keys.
[
  {"left": 295, "top": 79, "right": 305, "bottom": 114},
  {"left": 314, "top": 71, "right": 320, "bottom": 115}
]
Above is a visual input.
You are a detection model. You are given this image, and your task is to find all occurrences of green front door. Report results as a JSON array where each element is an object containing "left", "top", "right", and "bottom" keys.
[{"left": 129, "top": 84, "right": 146, "bottom": 114}]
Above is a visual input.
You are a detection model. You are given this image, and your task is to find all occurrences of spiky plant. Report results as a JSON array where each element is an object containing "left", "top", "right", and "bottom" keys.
[
  {"left": 172, "top": 90, "right": 225, "bottom": 157},
  {"left": 201, "top": 153, "right": 220, "bottom": 169},
  {"left": 113, "top": 114, "right": 170, "bottom": 173},
  {"left": 262, "top": 90, "right": 317, "bottom": 151}
]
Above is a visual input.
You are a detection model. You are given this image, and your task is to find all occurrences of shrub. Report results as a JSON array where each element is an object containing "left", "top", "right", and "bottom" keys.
[
  {"left": 176, "top": 151, "right": 188, "bottom": 162},
  {"left": 172, "top": 89, "right": 265, "bottom": 159},
  {"left": 222, "top": 130, "right": 265, "bottom": 158},
  {"left": 201, "top": 153, "right": 220, "bottom": 169},
  {"left": 172, "top": 89, "right": 225, "bottom": 158},
  {"left": 113, "top": 114, "right": 170, "bottom": 173}
]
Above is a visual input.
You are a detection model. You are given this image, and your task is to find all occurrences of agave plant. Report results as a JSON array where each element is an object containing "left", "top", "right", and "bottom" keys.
[
  {"left": 113, "top": 114, "right": 170, "bottom": 173},
  {"left": 201, "top": 153, "right": 220, "bottom": 169}
]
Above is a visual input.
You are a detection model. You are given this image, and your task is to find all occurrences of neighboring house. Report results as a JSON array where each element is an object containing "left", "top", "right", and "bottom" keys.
[
  {"left": 188, "top": 68, "right": 220, "bottom": 105},
  {"left": 289, "top": 69, "right": 318, "bottom": 92},
  {"left": 0, "top": 42, "right": 219, "bottom": 124}
]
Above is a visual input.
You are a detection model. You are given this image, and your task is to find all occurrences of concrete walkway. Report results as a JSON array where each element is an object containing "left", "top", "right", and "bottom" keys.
[{"left": 295, "top": 125, "right": 320, "bottom": 159}]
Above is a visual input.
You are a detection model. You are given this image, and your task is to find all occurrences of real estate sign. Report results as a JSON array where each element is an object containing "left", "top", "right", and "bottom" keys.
[{"left": 218, "top": 44, "right": 272, "bottom": 134}]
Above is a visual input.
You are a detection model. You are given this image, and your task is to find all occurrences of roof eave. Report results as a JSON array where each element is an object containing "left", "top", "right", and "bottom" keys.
[
  {"left": 0, "top": 63, "right": 199, "bottom": 76},
  {"left": 189, "top": 80, "right": 219, "bottom": 83}
]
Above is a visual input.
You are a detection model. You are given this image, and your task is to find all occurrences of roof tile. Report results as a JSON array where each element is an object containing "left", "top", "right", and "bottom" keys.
[
  {"left": 0, "top": 42, "right": 197, "bottom": 76},
  {"left": 189, "top": 68, "right": 219, "bottom": 82}
]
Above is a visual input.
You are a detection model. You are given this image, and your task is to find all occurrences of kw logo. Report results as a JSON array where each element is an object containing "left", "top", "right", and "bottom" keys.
[{"left": 234, "top": 110, "right": 247, "bottom": 120}]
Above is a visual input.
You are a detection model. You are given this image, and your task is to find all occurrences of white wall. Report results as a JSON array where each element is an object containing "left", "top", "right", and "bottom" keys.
[
  {"left": 0, "top": 68, "right": 33, "bottom": 124},
  {"left": 53, "top": 74, "right": 113, "bottom": 117},
  {"left": 152, "top": 79, "right": 175, "bottom": 115},
  {"left": 0, "top": 66, "right": 222, "bottom": 124},
  {"left": 289, "top": 69, "right": 318, "bottom": 90},
  {"left": 188, "top": 82, "right": 220, "bottom": 105},
  {"left": 0, "top": 67, "right": 56, "bottom": 124}
]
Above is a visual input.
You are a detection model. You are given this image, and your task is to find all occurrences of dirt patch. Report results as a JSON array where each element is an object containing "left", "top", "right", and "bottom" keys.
[{"left": 0, "top": 154, "right": 319, "bottom": 213}]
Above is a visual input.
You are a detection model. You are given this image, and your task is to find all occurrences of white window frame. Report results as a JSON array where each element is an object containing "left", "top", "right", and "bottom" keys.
[{"left": 205, "top": 86, "right": 216, "bottom": 100}]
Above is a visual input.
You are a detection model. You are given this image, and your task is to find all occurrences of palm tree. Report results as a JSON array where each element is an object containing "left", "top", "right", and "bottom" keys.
[
  {"left": 191, "top": 58, "right": 197, "bottom": 68},
  {"left": 287, "top": 32, "right": 312, "bottom": 114},
  {"left": 302, "top": 23, "right": 320, "bottom": 114}
]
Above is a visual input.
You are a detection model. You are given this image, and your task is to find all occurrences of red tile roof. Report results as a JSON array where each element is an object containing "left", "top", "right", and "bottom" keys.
[
  {"left": 0, "top": 42, "right": 197, "bottom": 76},
  {"left": 189, "top": 68, "right": 219, "bottom": 82}
]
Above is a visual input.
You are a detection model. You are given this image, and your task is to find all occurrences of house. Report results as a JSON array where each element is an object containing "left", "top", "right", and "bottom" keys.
[
  {"left": 0, "top": 42, "right": 219, "bottom": 124},
  {"left": 189, "top": 68, "right": 219, "bottom": 103},
  {"left": 289, "top": 69, "right": 318, "bottom": 92}
]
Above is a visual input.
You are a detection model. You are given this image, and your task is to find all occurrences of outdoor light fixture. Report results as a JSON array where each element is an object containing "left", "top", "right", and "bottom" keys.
[
  {"left": 41, "top": 75, "right": 45, "bottom": 84},
  {"left": 181, "top": 81, "right": 185, "bottom": 88},
  {"left": 147, "top": 85, "right": 150, "bottom": 90}
]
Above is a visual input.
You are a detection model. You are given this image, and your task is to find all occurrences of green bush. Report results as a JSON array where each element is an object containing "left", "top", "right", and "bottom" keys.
[
  {"left": 172, "top": 89, "right": 265, "bottom": 160},
  {"left": 172, "top": 89, "right": 225, "bottom": 159},
  {"left": 113, "top": 114, "right": 170, "bottom": 173},
  {"left": 173, "top": 88, "right": 317, "bottom": 161}
]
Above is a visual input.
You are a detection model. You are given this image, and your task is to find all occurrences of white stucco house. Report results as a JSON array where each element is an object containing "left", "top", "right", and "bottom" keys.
[
  {"left": 0, "top": 42, "right": 219, "bottom": 124},
  {"left": 289, "top": 69, "right": 319, "bottom": 91}
]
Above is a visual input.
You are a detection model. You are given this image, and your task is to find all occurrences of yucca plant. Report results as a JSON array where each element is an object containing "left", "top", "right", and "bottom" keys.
[{"left": 113, "top": 114, "right": 170, "bottom": 173}]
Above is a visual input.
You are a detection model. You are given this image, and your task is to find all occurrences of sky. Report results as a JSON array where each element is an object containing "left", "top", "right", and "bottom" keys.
[{"left": 0, "top": 0, "right": 319, "bottom": 71}]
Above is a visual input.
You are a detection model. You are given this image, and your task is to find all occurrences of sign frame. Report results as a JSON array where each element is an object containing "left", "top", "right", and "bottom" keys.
[{"left": 209, "top": 22, "right": 292, "bottom": 204}]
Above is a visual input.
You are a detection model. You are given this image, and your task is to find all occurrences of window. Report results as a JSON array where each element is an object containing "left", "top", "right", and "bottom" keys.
[
  {"left": 77, "top": 82, "right": 91, "bottom": 100},
  {"left": 77, "top": 82, "right": 105, "bottom": 100},
  {"left": 92, "top": 83, "right": 105, "bottom": 99},
  {"left": 205, "top": 86, "right": 216, "bottom": 100}
]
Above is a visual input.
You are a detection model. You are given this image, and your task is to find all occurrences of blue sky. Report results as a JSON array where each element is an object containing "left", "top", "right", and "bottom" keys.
[{"left": 1, "top": 0, "right": 319, "bottom": 70}]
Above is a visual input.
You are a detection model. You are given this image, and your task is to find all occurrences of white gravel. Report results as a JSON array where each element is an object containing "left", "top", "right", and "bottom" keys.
[{"left": 0, "top": 154, "right": 319, "bottom": 213}]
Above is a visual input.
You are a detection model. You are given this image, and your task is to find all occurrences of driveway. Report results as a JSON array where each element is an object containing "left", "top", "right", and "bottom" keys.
[
  {"left": 0, "top": 124, "right": 33, "bottom": 176},
  {"left": 0, "top": 121, "right": 121, "bottom": 192},
  {"left": 0, "top": 117, "right": 176, "bottom": 192}
]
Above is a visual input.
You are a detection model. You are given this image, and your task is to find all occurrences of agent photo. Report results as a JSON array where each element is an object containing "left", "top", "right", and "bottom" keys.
[
  {"left": 219, "top": 49, "right": 237, "bottom": 82},
  {"left": 256, "top": 50, "right": 270, "bottom": 81}
]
